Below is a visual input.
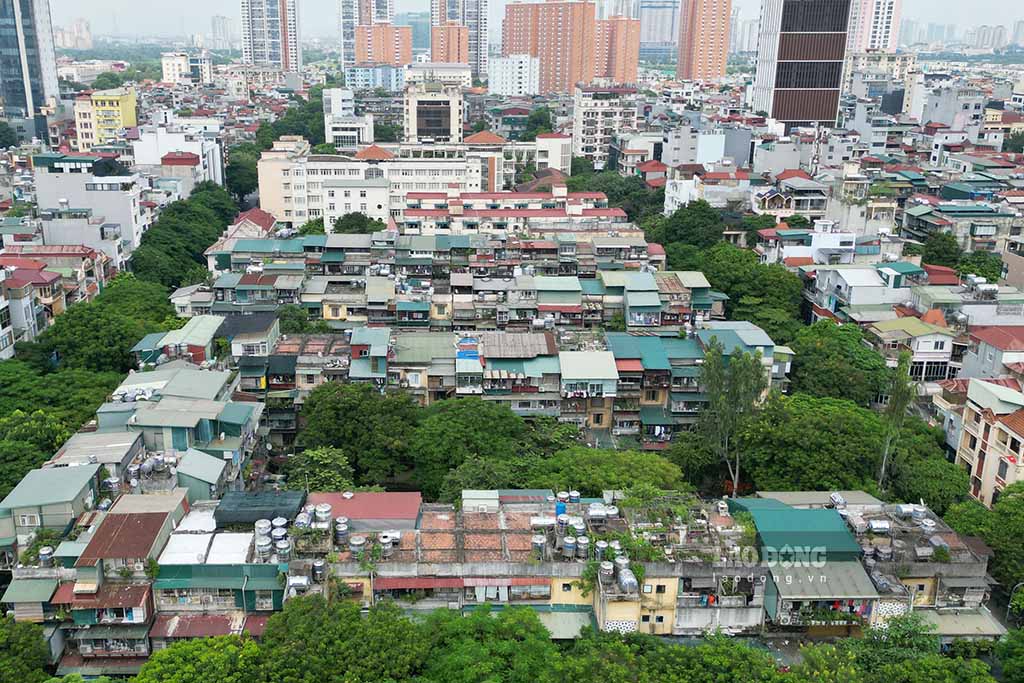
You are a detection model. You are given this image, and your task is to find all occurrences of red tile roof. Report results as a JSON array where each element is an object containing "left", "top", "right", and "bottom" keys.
[
  {"left": 243, "top": 614, "right": 271, "bottom": 637},
  {"left": 647, "top": 243, "right": 665, "bottom": 255},
  {"left": 150, "top": 614, "right": 236, "bottom": 639},
  {"left": 646, "top": 177, "right": 666, "bottom": 188},
  {"left": 233, "top": 207, "right": 277, "bottom": 232},
  {"left": 921, "top": 308, "right": 947, "bottom": 326},
  {"left": 464, "top": 130, "right": 508, "bottom": 144},
  {"left": 971, "top": 326, "right": 1024, "bottom": 351},
  {"left": 999, "top": 409, "right": 1024, "bottom": 438},
  {"left": 161, "top": 152, "right": 201, "bottom": 166},
  {"left": 535, "top": 132, "right": 569, "bottom": 139},
  {"left": 615, "top": 359, "right": 644, "bottom": 372},
  {"left": 71, "top": 583, "right": 150, "bottom": 609},
  {"left": 637, "top": 160, "right": 667, "bottom": 172},
  {"left": 76, "top": 513, "right": 168, "bottom": 567},
  {"left": 306, "top": 491, "right": 422, "bottom": 520},
  {"left": 354, "top": 145, "right": 395, "bottom": 161},
  {"left": 923, "top": 263, "right": 960, "bottom": 285},
  {"left": 783, "top": 256, "right": 814, "bottom": 267}
]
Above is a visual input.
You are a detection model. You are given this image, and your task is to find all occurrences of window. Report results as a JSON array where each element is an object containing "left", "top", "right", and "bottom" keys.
[
  {"left": 561, "top": 583, "right": 573, "bottom": 592},
  {"left": 655, "top": 615, "right": 665, "bottom": 623},
  {"left": 592, "top": 413, "right": 603, "bottom": 426},
  {"left": 655, "top": 584, "right": 666, "bottom": 594},
  {"left": 641, "top": 615, "right": 651, "bottom": 623},
  {"left": 969, "top": 435, "right": 978, "bottom": 450},
  {"left": 644, "top": 390, "right": 658, "bottom": 401},
  {"left": 18, "top": 513, "right": 40, "bottom": 527},
  {"left": 643, "top": 584, "right": 653, "bottom": 594},
  {"left": 934, "top": 340, "right": 945, "bottom": 350}
]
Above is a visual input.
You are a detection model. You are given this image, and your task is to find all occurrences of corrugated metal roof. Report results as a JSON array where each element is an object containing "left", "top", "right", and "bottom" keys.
[
  {"left": 177, "top": 448, "right": 226, "bottom": 485},
  {"left": 770, "top": 561, "right": 877, "bottom": 600},
  {"left": 0, "top": 464, "right": 100, "bottom": 509},
  {"left": 1, "top": 578, "right": 57, "bottom": 603}
]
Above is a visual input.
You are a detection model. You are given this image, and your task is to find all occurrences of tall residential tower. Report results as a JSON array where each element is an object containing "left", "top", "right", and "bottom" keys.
[
  {"left": 240, "top": 0, "right": 302, "bottom": 72},
  {"left": 0, "top": 0, "right": 59, "bottom": 135},
  {"left": 430, "top": 0, "right": 488, "bottom": 78},
  {"left": 676, "top": 0, "right": 732, "bottom": 81}
]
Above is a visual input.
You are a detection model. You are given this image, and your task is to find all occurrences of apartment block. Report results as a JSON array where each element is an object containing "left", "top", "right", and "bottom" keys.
[
  {"left": 594, "top": 16, "right": 641, "bottom": 85},
  {"left": 431, "top": 21, "right": 470, "bottom": 63},
  {"left": 488, "top": 55, "right": 541, "bottom": 96},
  {"left": 404, "top": 82, "right": 463, "bottom": 143},
  {"left": 572, "top": 86, "right": 638, "bottom": 170},
  {"left": 240, "top": 0, "right": 302, "bottom": 71},
  {"left": 677, "top": 0, "right": 732, "bottom": 81},
  {"left": 501, "top": 0, "right": 596, "bottom": 94},
  {"left": 355, "top": 23, "right": 413, "bottom": 67},
  {"left": 74, "top": 88, "right": 137, "bottom": 152}
]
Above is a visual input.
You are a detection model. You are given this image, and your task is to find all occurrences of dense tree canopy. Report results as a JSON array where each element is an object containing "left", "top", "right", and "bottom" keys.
[
  {"left": 788, "top": 320, "right": 891, "bottom": 405},
  {"left": 646, "top": 199, "right": 725, "bottom": 249},
  {"left": 133, "top": 636, "right": 263, "bottom": 683},
  {"left": 284, "top": 447, "right": 356, "bottom": 492},
  {"left": 0, "top": 616, "right": 50, "bottom": 683},
  {"left": 945, "top": 482, "right": 1024, "bottom": 588}
]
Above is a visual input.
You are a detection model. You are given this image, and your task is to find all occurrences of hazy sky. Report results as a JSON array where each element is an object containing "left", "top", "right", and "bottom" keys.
[{"left": 51, "top": 0, "right": 1021, "bottom": 42}]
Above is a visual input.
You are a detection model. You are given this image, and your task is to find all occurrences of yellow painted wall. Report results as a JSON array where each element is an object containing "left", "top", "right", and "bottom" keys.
[
  {"left": 901, "top": 576, "right": 936, "bottom": 607},
  {"left": 550, "top": 578, "right": 592, "bottom": 606}
]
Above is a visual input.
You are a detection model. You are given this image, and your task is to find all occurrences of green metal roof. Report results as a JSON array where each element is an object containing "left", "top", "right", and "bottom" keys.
[
  {"left": 534, "top": 276, "right": 582, "bottom": 292},
  {"left": 396, "top": 300, "right": 431, "bottom": 311},
  {"left": 214, "top": 491, "right": 305, "bottom": 525},
  {"left": 177, "top": 448, "right": 226, "bottom": 484},
  {"left": 874, "top": 261, "right": 924, "bottom": 275},
  {"left": 1, "top": 578, "right": 57, "bottom": 603},
  {"left": 639, "top": 406, "right": 674, "bottom": 425},
  {"left": 625, "top": 290, "right": 663, "bottom": 308},
  {"left": 605, "top": 333, "right": 672, "bottom": 370},
  {"left": 218, "top": 402, "right": 255, "bottom": 425},
  {"left": 743, "top": 502, "right": 862, "bottom": 558},
  {"left": 233, "top": 239, "right": 305, "bottom": 253},
  {"left": 0, "top": 464, "right": 99, "bottom": 510},
  {"left": 73, "top": 624, "right": 151, "bottom": 640}
]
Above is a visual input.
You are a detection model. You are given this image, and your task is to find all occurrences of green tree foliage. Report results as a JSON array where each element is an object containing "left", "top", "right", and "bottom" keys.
[
  {"left": 944, "top": 482, "right": 1024, "bottom": 589},
  {"left": 91, "top": 71, "right": 125, "bottom": 90},
  {"left": 0, "top": 616, "right": 50, "bottom": 683},
  {"left": 16, "top": 274, "right": 178, "bottom": 374},
  {"left": 957, "top": 250, "right": 1004, "bottom": 283},
  {"left": 131, "top": 182, "right": 237, "bottom": 288},
  {"left": 299, "top": 382, "right": 420, "bottom": 484},
  {"left": 0, "top": 121, "right": 18, "bottom": 148},
  {"left": 997, "top": 629, "right": 1024, "bottom": 683},
  {"left": 879, "top": 351, "right": 916, "bottom": 490},
  {"left": 285, "top": 447, "right": 356, "bottom": 492},
  {"left": 297, "top": 217, "right": 325, "bottom": 235},
  {"left": 133, "top": 635, "right": 263, "bottom": 683},
  {"left": 260, "top": 597, "right": 428, "bottom": 683},
  {"left": 698, "top": 243, "right": 804, "bottom": 343},
  {"left": 697, "top": 339, "right": 767, "bottom": 496},
  {"left": 664, "top": 242, "right": 702, "bottom": 271},
  {"left": 420, "top": 607, "right": 557, "bottom": 683},
  {"left": 373, "top": 121, "right": 401, "bottom": 142},
  {"left": 526, "top": 447, "right": 685, "bottom": 497},
  {"left": 565, "top": 171, "right": 663, "bottom": 222},
  {"left": 333, "top": 212, "right": 385, "bottom": 234},
  {"left": 788, "top": 320, "right": 890, "bottom": 405},
  {"left": 1005, "top": 131, "right": 1024, "bottom": 154},
  {"left": 647, "top": 200, "right": 725, "bottom": 249},
  {"left": 276, "top": 304, "right": 331, "bottom": 334},
  {"left": 262, "top": 88, "right": 328, "bottom": 146},
  {"left": 225, "top": 160, "right": 258, "bottom": 203},
  {"left": 742, "top": 394, "right": 967, "bottom": 513},
  {"left": 922, "top": 232, "right": 963, "bottom": 268},
  {"left": 311, "top": 143, "right": 337, "bottom": 154},
  {"left": 517, "top": 107, "right": 552, "bottom": 141},
  {"left": 409, "top": 397, "right": 534, "bottom": 499},
  {"left": 0, "top": 361, "right": 121, "bottom": 426}
]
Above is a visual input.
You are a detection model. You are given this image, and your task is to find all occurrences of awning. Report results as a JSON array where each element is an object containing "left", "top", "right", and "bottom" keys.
[
  {"left": 463, "top": 577, "right": 551, "bottom": 587},
  {"left": 374, "top": 577, "right": 464, "bottom": 590},
  {"left": 71, "top": 623, "right": 151, "bottom": 640}
]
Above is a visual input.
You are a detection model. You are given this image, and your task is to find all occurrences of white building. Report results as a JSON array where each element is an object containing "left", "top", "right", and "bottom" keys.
[
  {"left": 404, "top": 82, "right": 463, "bottom": 143},
  {"left": 661, "top": 126, "right": 727, "bottom": 168},
  {"left": 430, "top": 0, "right": 488, "bottom": 78},
  {"left": 131, "top": 123, "right": 225, "bottom": 186},
  {"left": 39, "top": 207, "right": 127, "bottom": 269},
  {"left": 572, "top": 85, "right": 638, "bottom": 171},
  {"left": 488, "top": 55, "right": 540, "bottom": 96},
  {"left": 0, "top": 283, "right": 13, "bottom": 360},
  {"left": 344, "top": 63, "right": 406, "bottom": 92},
  {"left": 405, "top": 62, "right": 473, "bottom": 88},
  {"left": 160, "top": 52, "right": 214, "bottom": 85},
  {"left": 323, "top": 88, "right": 375, "bottom": 153},
  {"left": 847, "top": 0, "right": 901, "bottom": 53},
  {"left": 240, "top": 0, "right": 301, "bottom": 72},
  {"left": 34, "top": 153, "right": 149, "bottom": 253}
]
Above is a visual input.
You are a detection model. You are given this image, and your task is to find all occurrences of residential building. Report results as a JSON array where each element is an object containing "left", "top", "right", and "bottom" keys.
[
  {"left": 677, "top": 0, "right": 732, "bottom": 81},
  {"left": 488, "top": 55, "right": 540, "bottom": 96},
  {"left": 501, "top": 0, "right": 596, "bottom": 94},
  {"left": 572, "top": 86, "right": 638, "bottom": 171},
  {"left": 33, "top": 153, "right": 149, "bottom": 252},
  {"left": 160, "top": 52, "right": 214, "bottom": 85},
  {"left": 344, "top": 63, "right": 406, "bottom": 91},
  {"left": 962, "top": 326, "right": 1024, "bottom": 380},
  {"left": 0, "top": 286, "right": 12, "bottom": 360},
  {"left": 405, "top": 62, "right": 472, "bottom": 87},
  {"left": 0, "top": 262, "right": 65, "bottom": 341},
  {"left": 661, "top": 125, "right": 727, "bottom": 168},
  {"left": 323, "top": 88, "right": 375, "bottom": 153},
  {"left": 594, "top": 16, "right": 641, "bottom": 85},
  {"left": 404, "top": 82, "right": 463, "bottom": 143},
  {"left": 0, "top": 464, "right": 99, "bottom": 544},
  {"left": 73, "top": 88, "right": 137, "bottom": 152},
  {"left": 430, "top": 0, "right": 488, "bottom": 77},
  {"left": 131, "top": 123, "right": 225, "bottom": 186},
  {"left": 803, "top": 262, "right": 927, "bottom": 322},
  {"left": 751, "top": 0, "right": 851, "bottom": 129},
  {"left": 902, "top": 200, "right": 1018, "bottom": 254},
  {"left": 956, "top": 380, "right": 1024, "bottom": 506},
  {"left": 355, "top": 23, "right": 413, "bottom": 67},
  {"left": 755, "top": 220, "right": 857, "bottom": 266},
  {"left": 865, "top": 316, "right": 956, "bottom": 382},
  {"left": 175, "top": 448, "right": 229, "bottom": 503},
  {"left": 846, "top": 0, "right": 900, "bottom": 52},
  {"left": 431, "top": 21, "right": 469, "bottom": 64},
  {"left": 639, "top": 0, "right": 680, "bottom": 46},
  {"left": 0, "top": 0, "right": 59, "bottom": 139},
  {"left": 240, "top": 0, "right": 301, "bottom": 72}
]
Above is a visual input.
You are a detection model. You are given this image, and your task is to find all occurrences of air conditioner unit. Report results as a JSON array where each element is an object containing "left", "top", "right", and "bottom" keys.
[{"left": 779, "top": 615, "right": 792, "bottom": 625}]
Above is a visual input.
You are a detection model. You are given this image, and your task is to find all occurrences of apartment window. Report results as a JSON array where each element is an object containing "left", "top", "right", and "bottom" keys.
[
  {"left": 934, "top": 341, "right": 945, "bottom": 350},
  {"left": 999, "top": 459, "right": 1009, "bottom": 480},
  {"left": 969, "top": 435, "right": 978, "bottom": 450},
  {"left": 644, "top": 390, "right": 658, "bottom": 401},
  {"left": 592, "top": 413, "right": 604, "bottom": 426},
  {"left": 18, "top": 513, "right": 40, "bottom": 527},
  {"left": 643, "top": 584, "right": 653, "bottom": 594},
  {"left": 1012, "top": 437, "right": 1021, "bottom": 453},
  {"left": 641, "top": 615, "right": 651, "bottom": 623},
  {"left": 655, "top": 584, "right": 666, "bottom": 594},
  {"left": 561, "top": 583, "right": 572, "bottom": 592},
  {"left": 655, "top": 616, "right": 665, "bottom": 624}
]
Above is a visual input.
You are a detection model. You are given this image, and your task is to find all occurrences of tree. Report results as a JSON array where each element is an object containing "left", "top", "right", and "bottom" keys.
[
  {"left": 408, "top": 398, "right": 533, "bottom": 499},
  {"left": 518, "top": 107, "right": 552, "bottom": 141},
  {"left": 527, "top": 447, "right": 686, "bottom": 497},
  {"left": 998, "top": 629, "right": 1024, "bottom": 683},
  {"left": 333, "top": 212, "right": 385, "bottom": 234},
  {"left": 1006, "top": 131, "right": 1024, "bottom": 154},
  {"left": 259, "top": 597, "right": 428, "bottom": 683},
  {"left": 957, "top": 251, "right": 1003, "bottom": 283},
  {"left": 922, "top": 232, "right": 963, "bottom": 268},
  {"left": 664, "top": 243, "right": 702, "bottom": 271},
  {"left": 286, "top": 447, "right": 356, "bottom": 492},
  {"left": 374, "top": 121, "right": 401, "bottom": 142},
  {"left": 91, "top": 71, "right": 124, "bottom": 90},
  {"left": 470, "top": 120, "right": 488, "bottom": 133},
  {"left": 297, "top": 217, "right": 325, "bottom": 235},
  {"left": 698, "top": 243, "right": 803, "bottom": 328},
  {"left": 784, "top": 214, "right": 810, "bottom": 228},
  {"left": 879, "top": 352, "right": 915, "bottom": 490},
  {"left": 133, "top": 636, "right": 263, "bottom": 683},
  {"left": 420, "top": 607, "right": 557, "bottom": 683},
  {"left": 606, "top": 312, "right": 626, "bottom": 331},
  {"left": 652, "top": 200, "right": 725, "bottom": 248},
  {"left": 697, "top": 339, "right": 768, "bottom": 496},
  {"left": 311, "top": 143, "right": 337, "bottom": 154},
  {"left": 571, "top": 156, "right": 595, "bottom": 176},
  {"left": 226, "top": 160, "right": 258, "bottom": 203},
  {"left": 0, "top": 616, "right": 50, "bottom": 683},
  {"left": 299, "top": 382, "right": 420, "bottom": 484},
  {"left": 788, "top": 321, "right": 890, "bottom": 406},
  {"left": 276, "top": 304, "right": 330, "bottom": 334},
  {"left": 0, "top": 121, "right": 18, "bottom": 148}
]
